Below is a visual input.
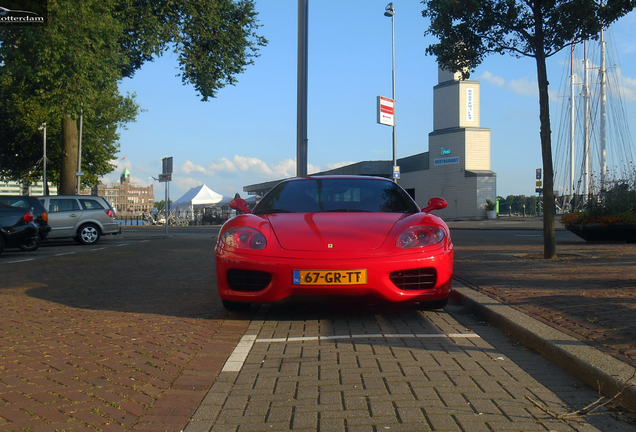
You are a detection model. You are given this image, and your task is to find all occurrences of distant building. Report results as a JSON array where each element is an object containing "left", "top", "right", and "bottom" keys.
[
  {"left": 0, "top": 181, "right": 57, "bottom": 196},
  {"left": 81, "top": 168, "right": 154, "bottom": 214}
]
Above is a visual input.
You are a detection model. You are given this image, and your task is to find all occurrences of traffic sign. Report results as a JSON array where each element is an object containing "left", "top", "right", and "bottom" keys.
[
  {"left": 158, "top": 173, "right": 172, "bottom": 182},
  {"left": 393, "top": 165, "right": 400, "bottom": 179},
  {"left": 377, "top": 96, "right": 395, "bottom": 126}
]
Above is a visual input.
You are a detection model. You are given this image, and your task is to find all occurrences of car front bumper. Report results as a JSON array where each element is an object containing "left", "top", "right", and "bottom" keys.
[{"left": 216, "top": 248, "right": 453, "bottom": 304}]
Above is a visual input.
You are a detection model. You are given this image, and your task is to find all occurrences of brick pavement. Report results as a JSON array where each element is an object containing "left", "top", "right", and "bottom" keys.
[
  {"left": 449, "top": 223, "right": 636, "bottom": 371},
  {"left": 2, "top": 221, "right": 636, "bottom": 431},
  {"left": 187, "top": 301, "right": 634, "bottom": 431},
  {"left": 0, "top": 236, "right": 254, "bottom": 432}
]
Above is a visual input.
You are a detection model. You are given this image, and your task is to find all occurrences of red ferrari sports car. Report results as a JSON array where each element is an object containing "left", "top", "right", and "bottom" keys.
[{"left": 215, "top": 176, "right": 453, "bottom": 310}]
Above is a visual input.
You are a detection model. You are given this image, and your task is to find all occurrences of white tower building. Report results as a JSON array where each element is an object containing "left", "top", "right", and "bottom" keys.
[{"left": 399, "top": 68, "right": 496, "bottom": 219}]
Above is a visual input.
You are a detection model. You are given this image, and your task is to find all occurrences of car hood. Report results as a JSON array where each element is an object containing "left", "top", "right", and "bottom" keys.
[{"left": 266, "top": 212, "right": 404, "bottom": 251}]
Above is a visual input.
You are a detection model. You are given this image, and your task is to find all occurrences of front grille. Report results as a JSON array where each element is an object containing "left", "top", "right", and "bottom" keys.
[
  {"left": 389, "top": 268, "right": 437, "bottom": 291},
  {"left": 227, "top": 269, "right": 272, "bottom": 292}
]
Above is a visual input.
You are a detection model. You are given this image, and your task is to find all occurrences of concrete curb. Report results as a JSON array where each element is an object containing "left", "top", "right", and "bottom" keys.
[{"left": 451, "top": 285, "right": 636, "bottom": 412}]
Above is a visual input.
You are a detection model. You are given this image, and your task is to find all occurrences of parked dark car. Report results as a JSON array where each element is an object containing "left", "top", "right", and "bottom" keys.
[
  {"left": 0, "top": 195, "right": 51, "bottom": 251},
  {"left": 0, "top": 202, "right": 41, "bottom": 255}
]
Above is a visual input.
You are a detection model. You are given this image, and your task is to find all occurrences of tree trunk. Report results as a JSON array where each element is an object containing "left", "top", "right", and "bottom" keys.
[
  {"left": 59, "top": 114, "right": 79, "bottom": 195},
  {"left": 534, "top": 26, "right": 557, "bottom": 259}
]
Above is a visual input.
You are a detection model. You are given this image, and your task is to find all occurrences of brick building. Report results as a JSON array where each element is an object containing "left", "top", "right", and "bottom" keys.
[{"left": 83, "top": 168, "right": 154, "bottom": 215}]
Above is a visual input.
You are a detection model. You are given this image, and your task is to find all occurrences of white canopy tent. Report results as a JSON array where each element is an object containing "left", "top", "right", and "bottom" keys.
[{"left": 172, "top": 184, "right": 232, "bottom": 216}]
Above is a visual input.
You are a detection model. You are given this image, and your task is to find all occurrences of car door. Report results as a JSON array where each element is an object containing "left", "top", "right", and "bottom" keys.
[{"left": 44, "top": 197, "right": 84, "bottom": 238}]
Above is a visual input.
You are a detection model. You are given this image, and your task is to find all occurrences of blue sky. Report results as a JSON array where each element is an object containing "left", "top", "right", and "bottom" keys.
[{"left": 108, "top": 1, "right": 636, "bottom": 202}]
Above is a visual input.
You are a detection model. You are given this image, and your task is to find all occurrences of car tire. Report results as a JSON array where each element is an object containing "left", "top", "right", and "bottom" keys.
[
  {"left": 221, "top": 299, "right": 251, "bottom": 311},
  {"left": 19, "top": 235, "right": 41, "bottom": 252},
  {"left": 0, "top": 234, "right": 5, "bottom": 255},
  {"left": 418, "top": 297, "right": 448, "bottom": 310},
  {"left": 76, "top": 223, "right": 101, "bottom": 245}
]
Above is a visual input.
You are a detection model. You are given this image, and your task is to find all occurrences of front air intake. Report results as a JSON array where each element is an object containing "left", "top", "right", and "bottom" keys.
[
  {"left": 227, "top": 269, "right": 272, "bottom": 292},
  {"left": 389, "top": 268, "right": 437, "bottom": 291}
]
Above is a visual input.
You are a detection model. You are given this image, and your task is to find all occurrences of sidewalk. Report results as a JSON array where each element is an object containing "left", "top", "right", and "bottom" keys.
[
  {"left": 1, "top": 221, "right": 635, "bottom": 431},
  {"left": 446, "top": 216, "right": 636, "bottom": 411}
]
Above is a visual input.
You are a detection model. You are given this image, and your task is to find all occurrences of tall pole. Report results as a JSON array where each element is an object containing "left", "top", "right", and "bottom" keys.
[
  {"left": 385, "top": 3, "right": 397, "bottom": 182},
  {"left": 600, "top": 28, "right": 607, "bottom": 190},
  {"left": 583, "top": 41, "right": 590, "bottom": 198},
  {"left": 76, "top": 108, "right": 83, "bottom": 194},
  {"left": 40, "top": 123, "right": 47, "bottom": 196},
  {"left": 569, "top": 42, "right": 575, "bottom": 200},
  {"left": 297, "top": 0, "right": 308, "bottom": 178},
  {"left": 165, "top": 182, "right": 169, "bottom": 235}
]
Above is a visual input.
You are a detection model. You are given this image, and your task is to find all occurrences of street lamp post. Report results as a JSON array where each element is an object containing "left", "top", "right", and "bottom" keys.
[
  {"left": 384, "top": 3, "right": 397, "bottom": 182},
  {"left": 38, "top": 123, "right": 48, "bottom": 195},
  {"left": 297, "top": 0, "right": 309, "bottom": 178},
  {"left": 76, "top": 107, "right": 83, "bottom": 194}
]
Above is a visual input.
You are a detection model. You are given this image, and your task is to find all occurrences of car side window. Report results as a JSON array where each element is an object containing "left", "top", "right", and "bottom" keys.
[
  {"left": 80, "top": 199, "right": 104, "bottom": 210},
  {"left": 49, "top": 198, "right": 81, "bottom": 212},
  {"left": 0, "top": 198, "right": 28, "bottom": 208}
]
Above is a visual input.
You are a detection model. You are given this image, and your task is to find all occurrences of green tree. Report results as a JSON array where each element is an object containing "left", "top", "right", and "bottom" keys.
[
  {"left": 422, "top": 0, "right": 633, "bottom": 258},
  {"left": 154, "top": 200, "right": 172, "bottom": 212},
  {"left": 0, "top": 0, "right": 266, "bottom": 193}
]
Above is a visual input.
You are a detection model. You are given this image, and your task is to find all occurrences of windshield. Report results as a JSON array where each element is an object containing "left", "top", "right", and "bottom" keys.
[{"left": 253, "top": 177, "right": 420, "bottom": 215}]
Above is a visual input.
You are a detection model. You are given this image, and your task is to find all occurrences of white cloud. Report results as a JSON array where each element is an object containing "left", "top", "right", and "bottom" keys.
[
  {"left": 622, "top": 76, "right": 636, "bottom": 103},
  {"left": 308, "top": 164, "right": 322, "bottom": 175},
  {"left": 129, "top": 176, "right": 150, "bottom": 187},
  {"left": 480, "top": 71, "right": 538, "bottom": 97},
  {"left": 181, "top": 160, "right": 213, "bottom": 175},
  {"left": 175, "top": 177, "right": 203, "bottom": 190},
  {"left": 270, "top": 158, "right": 296, "bottom": 177},
  {"left": 480, "top": 71, "right": 506, "bottom": 87},
  {"left": 177, "top": 156, "right": 340, "bottom": 181},
  {"left": 233, "top": 155, "right": 275, "bottom": 176},
  {"left": 507, "top": 78, "right": 538, "bottom": 97},
  {"left": 110, "top": 157, "right": 131, "bottom": 172},
  {"left": 134, "top": 165, "right": 152, "bottom": 174},
  {"left": 326, "top": 161, "right": 355, "bottom": 170},
  {"left": 208, "top": 158, "right": 237, "bottom": 173}
]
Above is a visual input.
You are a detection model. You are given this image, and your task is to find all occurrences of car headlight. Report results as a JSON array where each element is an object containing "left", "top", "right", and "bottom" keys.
[
  {"left": 396, "top": 225, "right": 445, "bottom": 249},
  {"left": 222, "top": 227, "right": 267, "bottom": 250}
]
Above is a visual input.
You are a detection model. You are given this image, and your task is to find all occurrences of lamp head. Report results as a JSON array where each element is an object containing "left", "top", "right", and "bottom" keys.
[{"left": 384, "top": 2, "right": 394, "bottom": 17}]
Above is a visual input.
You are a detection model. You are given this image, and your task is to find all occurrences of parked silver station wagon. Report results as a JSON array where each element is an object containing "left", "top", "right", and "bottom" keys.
[{"left": 38, "top": 195, "right": 120, "bottom": 245}]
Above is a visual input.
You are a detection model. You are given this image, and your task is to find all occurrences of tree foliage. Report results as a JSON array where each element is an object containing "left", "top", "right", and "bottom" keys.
[
  {"left": 422, "top": 0, "right": 634, "bottom": 258},
  {"left": 0, "top": 0, "right": 266, "bottom": 192}
]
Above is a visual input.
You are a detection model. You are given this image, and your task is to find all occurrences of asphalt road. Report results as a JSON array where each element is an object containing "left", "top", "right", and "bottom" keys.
[
  {"left": 1, "top": 226, "right": 635, "bottom": 431},
  {"left": 0, "top": 226, "right": 220, "bottom": 264}
]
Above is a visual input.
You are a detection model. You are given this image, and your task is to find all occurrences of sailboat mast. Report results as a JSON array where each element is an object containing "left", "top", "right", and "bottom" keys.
[
  {"left": 570, "top": 42, "right": 576, "bottom": 199},
  {"left": 583, "top": 40, "right": 590, "bottom": 197},
  {"left": 600, "top": 27, "right": 607, "bottom": 190}
]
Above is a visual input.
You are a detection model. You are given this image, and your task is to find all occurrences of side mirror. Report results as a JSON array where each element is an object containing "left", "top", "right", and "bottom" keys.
[
  {"left": 421, "top": 197, "right": 447, "bottom": 213},
  {"left": 229, "top": 198, "right": 252, "bottom": 214}
]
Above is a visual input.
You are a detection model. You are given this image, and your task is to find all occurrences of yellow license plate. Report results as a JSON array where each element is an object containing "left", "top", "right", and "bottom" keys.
[{"left": 293, "top": 269, "right": 367, "bottom": 285}]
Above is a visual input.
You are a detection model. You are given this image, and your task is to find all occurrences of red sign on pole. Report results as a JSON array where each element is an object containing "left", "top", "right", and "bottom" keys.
[{"left": 377, "top": 96, "right": 394, "bottom": 126}]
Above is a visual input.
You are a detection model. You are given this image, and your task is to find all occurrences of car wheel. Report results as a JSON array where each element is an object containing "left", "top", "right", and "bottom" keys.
[
  {"left": 221, "top": 299, "right": 251, "bottom": 311},
  {"left": 76, "top": 224, "right": 101, "bottom": 245},
  {"left": 418, "top": 297, "right": 448, "bottom": 310},
  {"left": 0, "top": 235, "right": 5, "bottom": 255},
  {"left": 19, "top": 235, "right": 41, "bottom": 252}
]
